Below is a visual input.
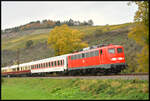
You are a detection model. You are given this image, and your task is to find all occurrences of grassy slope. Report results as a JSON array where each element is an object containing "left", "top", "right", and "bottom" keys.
[
  {"left": 1, "top": 23, "right": 142, "bottom": 72},
  {"left": 2, "top": 78, "right": 149, "bottom": 100}
]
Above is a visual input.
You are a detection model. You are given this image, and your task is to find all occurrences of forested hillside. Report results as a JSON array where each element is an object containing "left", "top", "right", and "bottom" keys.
[{"left": 1, "top": 22, "right": 143, "bottom": 73}]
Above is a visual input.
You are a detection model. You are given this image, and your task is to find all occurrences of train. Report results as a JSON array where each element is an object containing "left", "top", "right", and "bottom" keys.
[{"left": 1, "top": 44, "right": 127, "bottom": 77}]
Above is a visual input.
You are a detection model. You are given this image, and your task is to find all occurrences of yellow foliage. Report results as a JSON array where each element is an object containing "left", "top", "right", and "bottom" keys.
[
  {"left": 136, "top": 45, "right": 149, "bottom": 72},
  {"left": 128, "top": 24, "right": 149, "bottom": 46},
  {"left": 128, "top": 1, "right": 149, "bottom": 73},
  {"left": 47, "top": 24, "right": 88, "bottom": 56}
]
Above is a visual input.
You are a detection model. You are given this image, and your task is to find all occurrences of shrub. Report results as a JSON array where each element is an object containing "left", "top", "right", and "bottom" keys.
[{"left": 25, "top": 40, "right": 33, "bottom": 48}]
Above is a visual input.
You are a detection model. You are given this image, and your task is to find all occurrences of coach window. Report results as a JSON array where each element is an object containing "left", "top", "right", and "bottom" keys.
[
  {"left": 54, "top": 61, "right": 57, "bottom": 67},
  {"left": 60, "top": 60, "right": 62, "bottom": 65},
  {"left": 58, "top": 61, "right": 60, "bottom": 66},
  {"left": 17, "top": 67, "right": 19, "bottom": 71},
  {"left": 51, "top": 62, "right": 53, "bottom": 67},
  {"left": 49, "top": 62, "right": 51, "bottom": 67},
  {"left": 117, "top": 48, "right": 123, "bottom": 53},
  {"left": 108, "top": 48, "right": 115, "bottom": 54}
]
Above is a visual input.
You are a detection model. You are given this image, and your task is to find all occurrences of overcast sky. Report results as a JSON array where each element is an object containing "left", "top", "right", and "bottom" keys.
[{"left": 2, "top": 1, "right": 138, "bottom": 30}]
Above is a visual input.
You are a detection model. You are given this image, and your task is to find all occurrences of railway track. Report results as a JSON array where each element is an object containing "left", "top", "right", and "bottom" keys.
[{"left": 6, "top": 73, "right": 149, "bottom": 80}]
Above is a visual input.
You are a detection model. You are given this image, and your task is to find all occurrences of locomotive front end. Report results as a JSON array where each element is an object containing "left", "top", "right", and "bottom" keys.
[{"left": 107, "top": 45, "right": 127, "bottom": 73}]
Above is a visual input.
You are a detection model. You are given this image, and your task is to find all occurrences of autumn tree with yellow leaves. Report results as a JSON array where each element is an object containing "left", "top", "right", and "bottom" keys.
[
  {"left": 128, "top": 1, "right": 149, "bottom": 72},
  {"left": 47, "top": 24, "right": 88, "bottom": 56}
]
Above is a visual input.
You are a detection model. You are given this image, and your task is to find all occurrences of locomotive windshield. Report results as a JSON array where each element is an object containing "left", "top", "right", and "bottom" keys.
[
  {"left": 117, "top": 48, "right": 123, "bottom": 53},
  {"left": 108, "top": 48, "right": 115, "bottom": 54}
]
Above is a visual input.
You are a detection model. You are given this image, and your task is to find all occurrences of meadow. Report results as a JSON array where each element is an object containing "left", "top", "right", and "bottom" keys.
[{"left": 2, "top": 78, "right": 149, "bottom": 100}]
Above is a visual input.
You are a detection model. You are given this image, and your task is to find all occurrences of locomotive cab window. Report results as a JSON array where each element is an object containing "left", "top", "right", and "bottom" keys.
[
  {"left": 117, "top": 48, "right": 123, "bottom": 53},
  {"left": 108, "top": 48, "right": 115, "bottom": 54}
]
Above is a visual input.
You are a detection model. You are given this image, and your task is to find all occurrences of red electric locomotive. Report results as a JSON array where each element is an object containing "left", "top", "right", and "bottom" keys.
[{"left": 67, "top": 44, "right": 127, "bottom": 74}]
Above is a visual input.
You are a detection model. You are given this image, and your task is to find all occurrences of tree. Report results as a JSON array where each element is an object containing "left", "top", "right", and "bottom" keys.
[
  {"left": 88, "top": 19, "right": 94, "bottom": 26},
  {"left": 68, "top": 18, "right": 74, "bottom": 26},
  {"left": 26, "top": 40, "right": 33, "bottom": 48},
  {"left": 55, "top": 20, "right": 61, "bottom": 26},
  {"left": 47, "top": 24, "right": 88, "bottom": 56},
  {"left": 83, "top": 21, "right": 88, "bottom": 25},
  {"left": 128, "top": 1, "right": 149, "bottom": 72}
]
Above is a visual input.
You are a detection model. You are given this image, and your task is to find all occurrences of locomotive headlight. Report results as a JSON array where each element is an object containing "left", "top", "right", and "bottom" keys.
[
  {"left": 118, "top": 57, "right": 124, "bottom": 60},
  {"left": 111, "top": 58, "right": 117, "bottom": 61}
]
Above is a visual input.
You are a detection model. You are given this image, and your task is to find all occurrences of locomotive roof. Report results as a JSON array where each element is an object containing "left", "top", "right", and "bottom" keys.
[{"left": 69, "top": 44, "right": 123, "bottom": 55}]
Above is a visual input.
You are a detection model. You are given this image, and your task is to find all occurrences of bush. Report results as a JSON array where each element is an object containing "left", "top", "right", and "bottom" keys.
[{"left": 25, "top": 40, "right": 33, "bottom": 48}]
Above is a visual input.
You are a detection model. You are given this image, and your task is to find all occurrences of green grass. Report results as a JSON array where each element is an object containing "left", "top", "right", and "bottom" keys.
[{"left": 2, "top": 78, "right": 149, "bottom": 100}]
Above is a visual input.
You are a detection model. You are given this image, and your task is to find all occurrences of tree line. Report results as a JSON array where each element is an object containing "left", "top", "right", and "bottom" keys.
[
  {"left": 2, "top": 19, "right": 93, "bottom": 34},
  {"left": 128, "top": 1, "right": 149, "bottom": 72}
]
